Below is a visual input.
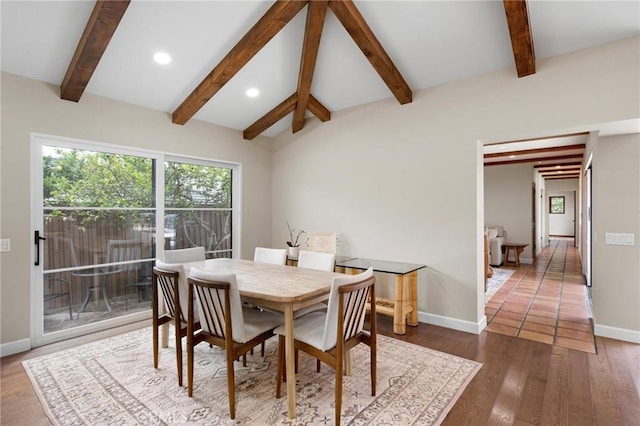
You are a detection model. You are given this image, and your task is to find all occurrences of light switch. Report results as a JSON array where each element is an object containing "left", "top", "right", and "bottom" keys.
[
  {"left": 0, "top": 239, "right": 10, "bottom": 252},
  {"left": 604, "top": 233, "right": 635, "bottom": 246}
]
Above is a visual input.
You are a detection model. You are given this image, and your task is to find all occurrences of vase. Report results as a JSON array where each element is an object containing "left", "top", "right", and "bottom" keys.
[{"left": 288, "top": 246, "right": 300, "bottom": 260}]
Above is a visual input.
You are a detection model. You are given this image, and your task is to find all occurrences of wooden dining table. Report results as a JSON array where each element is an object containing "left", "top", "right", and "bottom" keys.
[{"left": 179, "top": 258, "right": 342, "bottom": 419}]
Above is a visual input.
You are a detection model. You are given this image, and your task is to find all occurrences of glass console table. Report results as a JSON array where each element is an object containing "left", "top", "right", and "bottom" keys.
[{"left": 334, "top": 257, "right": 426, "bottom": 334}]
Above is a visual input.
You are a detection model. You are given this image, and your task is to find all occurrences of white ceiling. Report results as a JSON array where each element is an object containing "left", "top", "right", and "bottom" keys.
[{"left": 1, "top": 1, "right": 639, "bottom": 138}]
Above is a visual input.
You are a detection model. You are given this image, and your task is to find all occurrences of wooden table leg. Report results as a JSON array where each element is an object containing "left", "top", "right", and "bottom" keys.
[
  {"left": 393, "top": 275, "right": 406, "bottom": 334},
  {"left": 406, "top": 271, "right": 418, "bottom": 327},
  {"left": 284, "top": 304, "right": 296, "bottom": 419}
]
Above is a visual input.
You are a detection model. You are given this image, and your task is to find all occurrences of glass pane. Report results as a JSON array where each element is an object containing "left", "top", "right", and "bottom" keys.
[
  {"left": 165, "top": 210, "right": 232, "bottom": 258},
  {"left": 41, "top": 145, "right": 156, "bottom": 335},
  {"left": 164, "top": 161, "right": 233, "bottom": 259},
  {"left": 43, "top": 146, "right": 154, "bottom": 208},
  {"left": 165, "top": 161, "right": 231, "bottom": 208}
]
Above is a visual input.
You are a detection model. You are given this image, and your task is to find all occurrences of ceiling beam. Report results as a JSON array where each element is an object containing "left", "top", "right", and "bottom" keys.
[
  {"left": 503, "top": 0, "right": 535, "bottom": 77},
  {"left": 533, "top": 162, "right": 582, "bottom": 169},
  {"left": 60, "top": 0, "right": 130, "bottom": 102},
  {"left": 172, "top": 0, "right": 309, "bottom": 125},
  {"left": 293, "top": 1, "right": 329, "bottom": 133},
  {"left": 329, "top": 0, "right": 412, "bottom": 105},
  {"left": 243, "top": 93, "right": 298, "bottom": 140},
  {"left": 544, "top": 175, "right": 580, "bottom": 180},
  {"left": 484, "top": 144, "right": 585, "bottom": 159},
  {"left": 484, "top": 154, "right": 583, "bottom": 166},
  {"left": 308, "top": 94, "right": 331, "bottom": 122}
]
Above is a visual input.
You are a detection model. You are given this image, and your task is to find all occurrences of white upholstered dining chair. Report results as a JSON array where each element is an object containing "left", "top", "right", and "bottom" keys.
[
  {"left": 186, "top": 268, "right": 283, "bottom": 420},
  {"left": 253, "top": 247, "right": 287, "bottom": 265},
  {"left": 163, "top": 246, "right": 206, "bottom": 263},
  {"left": 297, "top": 249, "right": 336, "bottom": 272},
  {"left": 274, "top": 267, "right": 376, "bottom": 425}
]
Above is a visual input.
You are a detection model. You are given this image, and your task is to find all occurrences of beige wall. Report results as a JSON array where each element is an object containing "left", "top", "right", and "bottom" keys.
[
  {"left": 592, "top": 134, "right": 640, "bottom": 340},
  {"left": 0, "top": 72, "right": 273, "bottom": 345},
  {"left": 271, "top": 36, "right": 640, "bottom": 333},
  {"left": 484, "top": 164, "right": 534, "bottom": 261},
  {"left": 2, "top": 35, "right": 639, "bottom": 351}
]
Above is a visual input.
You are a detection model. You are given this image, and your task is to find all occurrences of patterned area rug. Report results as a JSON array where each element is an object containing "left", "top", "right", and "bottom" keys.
[
  {"left": 485, "top": 267, "right": 515, "bottom": 303},
  {"left": 23, "top": 327, "right": 482, "bottom": 425}
]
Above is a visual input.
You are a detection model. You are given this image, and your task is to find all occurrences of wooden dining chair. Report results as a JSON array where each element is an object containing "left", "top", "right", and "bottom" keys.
[
  {"left": 275, "top": 268, "right": 376, "bottom": 425},
  {"left": 152, "top": 261, "right": 198, "bottom": 386},
  {"left": 186, "top": 268, "right": 283, "bottom": 420}
]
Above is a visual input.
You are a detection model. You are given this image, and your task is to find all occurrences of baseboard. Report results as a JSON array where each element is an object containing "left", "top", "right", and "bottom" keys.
[
  {"left": 418, "top": 311, "right": 485, "bottom": 334},
  {"left": 0, "top": 338, "right": 31, "bottom": 358},
  {"left": 520, "top": 257, "right": 533, "bottom": 265},
  {"left": 594, "top": 324, "right": 640, "bottom": 344}
]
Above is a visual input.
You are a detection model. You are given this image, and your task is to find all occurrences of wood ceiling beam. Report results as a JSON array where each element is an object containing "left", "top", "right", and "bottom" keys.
[
  {"left": 533, "top": 162, "right": 582, "bottom": 169},
  {"left": 293, "top": 1, "right": 329, "bottom": 133},
  {"left": 243, "top": 93, "right": 298, "bottom": 140},
  {"left": 60, "top": 0, "right": 130, "bottom": 102},
  {"left": 173, "top": 0, "right": 309, "bottom": 125},
  {"left": 544, "top": 175, "right": 580, "bottom": 180},
  {"left": 484, "top": 154, "right": 584, "bottom": 166},
  {"left": 329, "top": 0, "right": 412, "bottom": 105},
  {"left": 541, "top": 173, "right": 580, "bottom": 178},
  {"left": 503, "top": 0, "right": 535, "bottom": 77},
  {"left": 537, "top": 167, "right": 582, "bottom": 173},
  {"left": 308, "top": 94, "right": 331, "bottom": 122},
  {"left": 484, "top": 144, "right": 585, "bottom": 159}
]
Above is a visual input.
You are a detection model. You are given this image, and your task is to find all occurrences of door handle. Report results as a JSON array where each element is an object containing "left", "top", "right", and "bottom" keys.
[{"left": 34, "top": 230, "right": 46, "bottom": 266}]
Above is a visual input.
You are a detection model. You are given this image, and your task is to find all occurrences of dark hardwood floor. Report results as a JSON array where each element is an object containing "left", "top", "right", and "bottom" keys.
[{"left": 2, "top": 295, "right": 639, "bottom": 425}]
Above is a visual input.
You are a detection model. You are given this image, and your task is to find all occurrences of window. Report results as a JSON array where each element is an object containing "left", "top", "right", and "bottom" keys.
[
  {"left": 549, "top": 196, "right": 565, "bottom": 214},
  {"left": 164, "top": 159, "right": 233, "bottom": 258},
  {"left": 34, "top": 134, "right": 239, "bottom": 344}
]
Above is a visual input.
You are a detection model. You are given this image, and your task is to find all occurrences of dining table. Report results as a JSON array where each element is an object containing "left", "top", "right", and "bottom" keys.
[{"left": 178, "top": 258, "right": 342, "bottom": 420}]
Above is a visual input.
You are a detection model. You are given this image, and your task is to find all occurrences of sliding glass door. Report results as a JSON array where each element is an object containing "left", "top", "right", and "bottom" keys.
[{"left": 32, "top": 134, "right": 239, "bottom": 346}]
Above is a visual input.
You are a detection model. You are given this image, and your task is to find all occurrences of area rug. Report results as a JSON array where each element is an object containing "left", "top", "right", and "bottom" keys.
[
  {"left": 484, "top": 267, "right": 515, "bottom": 303},
  {"left": 23, "top": 327, "right": 482, "bottom": 425}
]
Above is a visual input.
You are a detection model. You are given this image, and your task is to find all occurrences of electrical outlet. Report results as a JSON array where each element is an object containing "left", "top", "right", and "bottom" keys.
[{"left": 0, "top": 239, "right": 10, "bottom": 252}]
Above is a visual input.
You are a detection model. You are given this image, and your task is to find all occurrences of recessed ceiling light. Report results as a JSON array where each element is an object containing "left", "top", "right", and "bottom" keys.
[
  {"left": 509, "top": 155, "right": 516, "bottom": 158},
  {"left": 246, "top": 88, "right": 260, "bottom": 98},
  {"left": 153, "top": 52, "right": 172, "bottom": 65}
]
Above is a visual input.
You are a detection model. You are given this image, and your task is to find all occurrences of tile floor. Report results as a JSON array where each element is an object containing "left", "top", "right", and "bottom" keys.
[{"left": 485, "top": 237, "right": 596, "bottom": 353}]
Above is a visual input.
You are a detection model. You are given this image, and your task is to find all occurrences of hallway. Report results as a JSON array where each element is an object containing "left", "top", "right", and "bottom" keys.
[{"left": 485, "top": 238, "right": 596, "bottom": 353}]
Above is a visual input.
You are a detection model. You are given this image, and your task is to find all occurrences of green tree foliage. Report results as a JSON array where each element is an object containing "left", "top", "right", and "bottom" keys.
[{"left": 43, "top": 147, "right": 232, "bottom": 254}]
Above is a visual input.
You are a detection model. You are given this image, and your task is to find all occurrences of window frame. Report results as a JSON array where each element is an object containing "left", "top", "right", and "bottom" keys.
[
  {"left": 31, "top": 133, "right": 241, "bottom": 346},
  {"left": 549, "top": 195, "right": 565, "bottom": 214}
]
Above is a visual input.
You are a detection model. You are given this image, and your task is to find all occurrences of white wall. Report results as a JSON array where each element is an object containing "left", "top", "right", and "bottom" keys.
[
  {"left": 0, "top": 72, "right": 273, "bottom": 346},
  {"left": 271, "top": 36, "right": 640, "bottom": 335},
  {"left": 484, "top": 163, "right": 534, "bottom": 261},
  {"left": 592, "top": 134, "right": 640, "bottom": 343}
]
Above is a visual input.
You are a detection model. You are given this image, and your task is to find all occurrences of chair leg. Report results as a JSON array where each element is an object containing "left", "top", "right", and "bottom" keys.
[
  {"left": 175, "top": 323, "right": 183, "bottom": 387},
  {"left": 65, "top": 293, "right": 73, "bottom": 320},
  {"left": 316, "top": 359, "right": 321, "bottom": 373},
  {"left": 187, "top": 333, "right": 194, "bottom": 397},
  {"left": 261, "top": 341, "right": 265, "bottom": 357},
  {"left": 275, "top": 336, "right": 284, "bottom": 398},
  {"left": 153, "top": 324, "right": 159, "bottom": 369},
  {"left": 226, "top": 353, "right": 236, "bottom": 419}
]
